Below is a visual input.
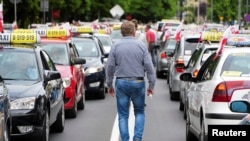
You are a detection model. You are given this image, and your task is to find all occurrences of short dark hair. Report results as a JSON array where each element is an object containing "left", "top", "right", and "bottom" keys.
[
  {"left": 120, "top": 21, "right": 135, "bottom": 36},
  {"left": 146, "top": 24, "right": 151, "bottom": 29},
  {"left": 131, "top": 19, "right": 138, "bottom": 29}
]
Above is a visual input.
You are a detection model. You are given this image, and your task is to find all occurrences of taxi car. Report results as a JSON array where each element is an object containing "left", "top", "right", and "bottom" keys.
[
  {"left": 71, "top": 26, "right": 108, "bottom": 99},
  {"left": 179, "top": 34, "right": 250, "bottom": 141},
  {"left": 29, "top": 28, "right": 86, "bottom": 118},
  {"left": 94, "top": 33, "right": 113, "bottom": 54},
  {"left": 167, "top": 32, "right": 200, "bottom": 100},
  {"left": 156, "top": 36, "right": 176, "bottom": 78},
  {"left": 0, "top": 76, "right": 11, "bottom": 141},
  {"left": 179, "top": 31, "right": 221, "bottom": 119},
  {"left": 0, "top": 33, "right": 65, "bottom": 141}
]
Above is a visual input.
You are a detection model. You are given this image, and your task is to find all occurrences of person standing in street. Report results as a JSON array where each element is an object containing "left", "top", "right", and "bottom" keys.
[
  {"left": 131, "top": 19, "right": 147, "bottom": 45},
  {"left": 144, "top": 24, "right": 157, "bottom": 67},
  {"left": 106, "top": 21, "right": 156, "bottom": 141}
]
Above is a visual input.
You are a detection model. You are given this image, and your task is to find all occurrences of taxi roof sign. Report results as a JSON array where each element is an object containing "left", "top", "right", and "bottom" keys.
[
  {"left": 226, "top": 34, "right": 250, "bottom": 46},
  {"left": 14, "top": 28, "right": 70, "bottom": 38},
  {"left": 202, "top": 31, "right": 223, "bottom": 42},
  {"left": 0, "top": 33, "right": 41, "bottom": 44},
  {"left": 71, "top": 26, "right": 93, "bottom": 33}
]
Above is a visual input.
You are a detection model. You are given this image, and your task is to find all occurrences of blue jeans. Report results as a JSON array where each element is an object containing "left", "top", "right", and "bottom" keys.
[{"left": 115, "top": 79, "right": 146, "bottom": 141}]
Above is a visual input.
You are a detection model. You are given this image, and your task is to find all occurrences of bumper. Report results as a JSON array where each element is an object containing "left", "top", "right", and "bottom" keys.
[
  {"left": 64, "top": 85, "right": 76, "bottom": 110},
  {"left": 85, "top": 71, "right": 105, "bottom": 94},
  {"left": 11, "top": 109, "right": 44, "bottom": 136}
]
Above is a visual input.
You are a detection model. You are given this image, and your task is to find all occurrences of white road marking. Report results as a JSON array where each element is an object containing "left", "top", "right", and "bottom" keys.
[{"left": 110, "top": 102, "right": 134, "bottom": 141}]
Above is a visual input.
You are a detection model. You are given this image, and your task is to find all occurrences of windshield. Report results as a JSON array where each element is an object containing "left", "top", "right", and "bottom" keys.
[
  {"left": 41, "top": 43, "right": 69, "bottom": 65},
  {"left": 74, "top": 40, "right": 99, "bottom": 57},
  {"left": 0, "top": 51, "right": 39, "bottom": 80}
]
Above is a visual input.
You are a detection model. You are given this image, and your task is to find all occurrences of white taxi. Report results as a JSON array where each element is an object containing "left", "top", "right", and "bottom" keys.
[{"left": 180, "top": 34, "right": 250, "bottom": 141}]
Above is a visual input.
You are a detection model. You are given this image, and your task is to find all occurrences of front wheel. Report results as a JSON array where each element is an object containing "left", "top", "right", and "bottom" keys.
[{"left": 39, "top": 111, "right": 49, "bottom": 141}]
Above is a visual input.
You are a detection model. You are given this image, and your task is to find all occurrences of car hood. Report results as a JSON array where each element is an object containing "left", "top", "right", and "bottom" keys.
[
  {"left": 55, "top": 65, "right": 73, "bottom": 78},
  {"left": 82, "top": 57, "right": 103, "bottom": 69},
  {"left": 5, "top": 81, "right": 42, "bottom": 99}
]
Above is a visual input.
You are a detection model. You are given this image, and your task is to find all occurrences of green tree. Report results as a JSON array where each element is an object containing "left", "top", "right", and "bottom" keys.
[{"left": 207, "top": 0, "right": 242, "bottom": 24}]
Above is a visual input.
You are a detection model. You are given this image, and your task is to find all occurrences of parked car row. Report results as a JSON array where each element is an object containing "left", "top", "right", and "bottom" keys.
[
  {"left": 163, "top": 23, "right": 250, "bottom": 141},
  {"left": 0, "top": 23, "right": 112, "bottom": 141}
]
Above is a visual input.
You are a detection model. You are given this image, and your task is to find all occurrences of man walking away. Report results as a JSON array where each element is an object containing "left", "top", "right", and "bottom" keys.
[{"left": 106, "top": 21, "right": 156, "bottom": 141}]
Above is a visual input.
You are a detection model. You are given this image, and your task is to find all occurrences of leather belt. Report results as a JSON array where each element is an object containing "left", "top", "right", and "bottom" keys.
[{"left": 116, "top": 77, "right": 144, "bottom": 80}]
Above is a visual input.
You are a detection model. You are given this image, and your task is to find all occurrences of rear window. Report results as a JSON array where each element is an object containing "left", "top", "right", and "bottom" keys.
[
  {"left": 221, "top": 53, "right": 250, "bottom": 77},
  {"left": 184, "top": 38, "right": 200, "bottom": 55}
]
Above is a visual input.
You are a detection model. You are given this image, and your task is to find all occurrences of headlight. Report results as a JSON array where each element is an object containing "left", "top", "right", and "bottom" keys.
[
  {"left": 62, "top": 77, "right": 71, "bottom": 88},
  {"left": 11, "top": 97, "right": 35, "bottom": 110},
  {"left": 85, "top": 67, "right": 103, "bottom": 75}
]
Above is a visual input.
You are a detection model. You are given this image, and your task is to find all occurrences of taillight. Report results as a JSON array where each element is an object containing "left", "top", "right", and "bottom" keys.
[
  {"left": 176, "top": 68, "right": 184, "bottom": 73},
  {"left": 160, "top": 52, "right": 167, "bottom": 59},
  {"left": 175, "top": 58, "right": 184, "bottom": 73},
  {"left": 212, "top": 81, "right": 248, "bottom": 102}
]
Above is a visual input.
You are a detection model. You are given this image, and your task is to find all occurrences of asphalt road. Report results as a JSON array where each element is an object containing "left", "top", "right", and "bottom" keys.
[{"left": 12, "top": 77, "right": 186, "bottom": 141}]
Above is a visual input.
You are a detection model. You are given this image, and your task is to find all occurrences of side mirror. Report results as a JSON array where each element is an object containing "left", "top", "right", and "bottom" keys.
[
  {"left": 179, "top": 73, "right": 193, "bottom": 82},
  {"left": 45, "top": 70, "right": 61, "bottom": 81},
  {"left": 74, "top": 58, "right": 86, "bottom": 65},
  {"left": 230, "top": 101, "right": 250, "bottom": 113}
]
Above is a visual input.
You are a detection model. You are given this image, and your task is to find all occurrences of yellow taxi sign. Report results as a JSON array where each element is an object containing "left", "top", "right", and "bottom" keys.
[
  {"left": 112, "top": 24, "right": 121, "bottom": 30},
  {"left": 202, "top": 31, "right": 223, "bottom": 41},
  {"left": 13, "top": 29, "right": 35, "bottom": 34},
  {"left": 71, "top": 26, "right": 93, "bottom": 33},
  {"left": 96, "top": 29, "right": 107, "bottom": 34},
  {"left": 0, "top": 33, "right": 40, "bottom": 44},
  {"left": 11, "top": 33, "right": 40, "bottom": 44},
  {"left": 45, "top": 29, "right": 69, "bottom": 38}
]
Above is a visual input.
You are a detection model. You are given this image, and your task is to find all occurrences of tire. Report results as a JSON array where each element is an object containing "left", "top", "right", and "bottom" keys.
[
  {"left": 169, "top": 85, "right": 179, "bottom": 101},
  {"left": 66, "top": 95, "right": 77, "bottom": 118},
  {"left": 200, "top": 119, "right": 207, "bottom": 141},
  {"left": 183, "top": 104, "right": 187, "bottom": 120},
  {"left": 156, "top": 70, "right": 162, "bottom": 78},
  {"left": 77, "top": 94, "right": 85, "bottom": 110},
  {"left": 51, "top": 105, "right": 65, "bottom": 132},
  {"left": 98, "top": 83, "right": 105, "bottom": 99},
  {"left": 179, "top": 98, "right": 184, "bottom": 111},
  {"left": 39, "top": 111, "right": 49, "bottom": 141},
  {"left": 4, "top": 122, "right": 10, "bottom": 141},
  {"left": 186, "top": 112, "right": 198, "bottom": 141}
]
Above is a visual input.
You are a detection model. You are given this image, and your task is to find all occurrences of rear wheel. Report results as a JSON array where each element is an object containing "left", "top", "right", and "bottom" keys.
[
  {"left": 66, "top": 95, "right": 77, "bottom": 118},
  {"left": 51, "top": 105, "right": 65, "bottom": 132},
  {"left": 77, "top": 93, "right": 85, "bottom": 110},
  {"left": 179, "top": 97, "right": 184, "bottom": 111}
]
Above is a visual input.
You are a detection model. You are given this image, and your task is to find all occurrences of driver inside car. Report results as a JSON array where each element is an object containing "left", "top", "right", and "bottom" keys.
[{"left": 6, "top": 55, "right": 38, "bottom": 80}]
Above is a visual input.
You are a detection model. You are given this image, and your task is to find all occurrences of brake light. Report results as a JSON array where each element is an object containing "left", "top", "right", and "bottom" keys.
[
  {"left": 160, "top": 52, "right": 167, "bottom": 59},
  {"left": 176, "top": 58, "right": 184, "bottom": 64},
  {"left": 175, "top": 58, "right": 184, "bottom": 73},
  {"left": 212, "top": 81, "right": 248, "bottom": 102}
]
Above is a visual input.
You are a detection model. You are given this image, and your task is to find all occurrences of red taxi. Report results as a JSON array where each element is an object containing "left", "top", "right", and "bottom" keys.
[{"left": 14, "top": 28, "right": 87, "bottom": 118}]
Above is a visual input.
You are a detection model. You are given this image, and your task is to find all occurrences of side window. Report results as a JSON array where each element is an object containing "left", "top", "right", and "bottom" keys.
[
  {"left": 97, "top": 39, "right": 105, "bottom": 55},
  {"left": 41, "top": 51, "right": 57, "bottom": 71},
  {"left": 186, "top": 48, "right": 202, "bottom": 68},
  {"left": 195, "top": 53, "right": 217, "bottom": 82},
  {"left": 200, "top": 54, "right": 220, "bottom": 81},
  {"left": 173, "top": 41, "right": 180, "bottom": 58},
  {"left": 69, "top": 43, "right": 78, "bottom": 63}
]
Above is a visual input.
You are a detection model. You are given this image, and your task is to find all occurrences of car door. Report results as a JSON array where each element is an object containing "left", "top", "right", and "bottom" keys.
[
  {"left": 69, "top": 43, "right": 84, "bottom": 100},
  {"left": 188, "top": 52, "right": 218, "bottom": 131},
  {"left": 40, "top": 50, "right": 63, "bottom": 121}
]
